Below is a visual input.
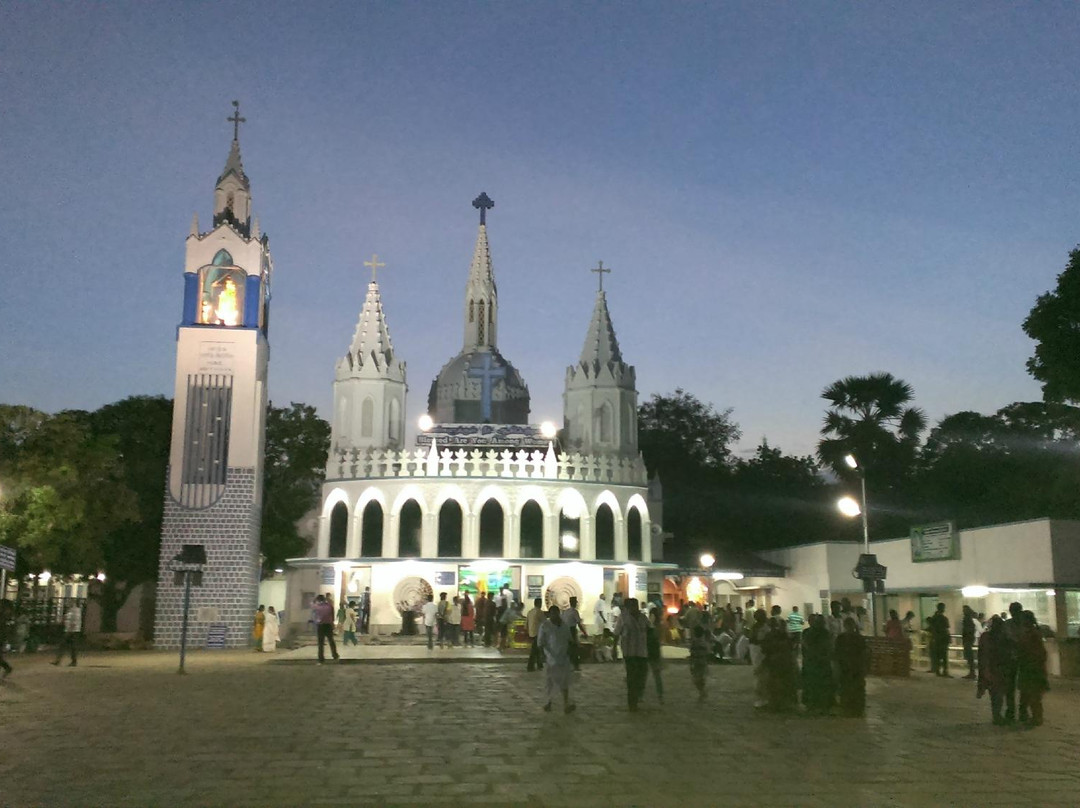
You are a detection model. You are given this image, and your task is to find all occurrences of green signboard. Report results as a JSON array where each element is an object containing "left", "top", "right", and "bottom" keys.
[{"left": 910, "top": 522, "right": 959, "bottom": 562}]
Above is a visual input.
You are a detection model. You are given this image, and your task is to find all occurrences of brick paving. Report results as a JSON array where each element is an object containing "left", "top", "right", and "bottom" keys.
[{"left": 2, "top": 650, "right": 1080, "bottom": 807}]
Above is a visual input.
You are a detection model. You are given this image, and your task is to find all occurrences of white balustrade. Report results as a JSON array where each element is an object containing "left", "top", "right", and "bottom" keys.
[{"left": 327, "top": 444, "right": 647, "bottom": 486}]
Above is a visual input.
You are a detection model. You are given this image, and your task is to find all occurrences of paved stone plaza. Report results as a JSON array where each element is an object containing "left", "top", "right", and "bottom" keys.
[{"left": 2, "top": 651, "right": 1080, "bottom": 807}]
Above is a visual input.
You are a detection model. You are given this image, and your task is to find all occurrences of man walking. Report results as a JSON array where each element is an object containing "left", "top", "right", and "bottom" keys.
[
  {"left": 312, "top": 594, "right": 339, "bottom": 665},
  {"left": 51, "top": 602, "right": 83, "bottom": 667},
  {"left": 421, "top": 593, "right": 438, "bottom": 650},
  {"left": 927, "top": 602, "right": 951, "bottom": 677},
  {"left": 436, "top": 592, "right": 450, "bottom": 648},
  {"left": 1003, "top": 601, "right": 1025, "bottom": 722},
  {"left": 961, "top": 605, "right": 978, "bottom": 679},
  {"left": 615, "top": 598, "right": 650, "bottom": 711},
  {"left": 562, "top": 596, "right": 587, "bottom": 671},
  {"left": 526, "top": 597, "right": 545, "bottom": 672},
  {"left": 360, "top": 586, "right": 371, "bottom": 634}
]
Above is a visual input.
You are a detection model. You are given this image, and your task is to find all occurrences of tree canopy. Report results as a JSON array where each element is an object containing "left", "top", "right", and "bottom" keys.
[{"left": 1024, "top": 247, "right": 1080, "bottom": 404}]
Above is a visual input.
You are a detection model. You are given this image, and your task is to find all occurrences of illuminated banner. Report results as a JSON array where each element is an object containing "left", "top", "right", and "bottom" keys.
[{"left": 417, "top": 423, "right": 546, "bottom": 449}]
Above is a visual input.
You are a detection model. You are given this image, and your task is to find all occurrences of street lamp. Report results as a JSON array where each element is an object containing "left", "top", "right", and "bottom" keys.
[
  {"left": 838, "top": 453, "right": 876, "bottom": 635},
  {"left": 699, "top": 552, "right": 715, "bottom": 569}
]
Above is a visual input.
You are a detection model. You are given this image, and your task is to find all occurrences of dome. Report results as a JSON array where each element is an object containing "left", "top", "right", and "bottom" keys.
[{"left": 428, "top": 348, "right": 530, "bottom": 424}]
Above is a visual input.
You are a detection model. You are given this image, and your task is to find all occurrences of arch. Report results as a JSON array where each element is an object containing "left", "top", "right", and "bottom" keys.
[
  {"left": 559, "top": 508, "right": 582, "bottom": 560},
  {"left": 212, "top": 248, "right": 233, "bottom": 266},
  {"left": 361, "top": 396, "right": 374, "bottom": 438},
  {"left": 322, "top": 487, "right": 350, "bottom": 518},
  {"left": 438, "top": 500, "right": 463, "bottom": 557},
  {"left": 398, "top": 499, "right": 422, "bottom": 558},
  {"left": 555, "top": 488, "right": 588, "bottom": 521},
  {"left": 328, "top": 502, "right": 348, "bottom": 558},
  {"left": 478, "top": 500, "right": 504, "bottom": 557},
  {"left": 594, "top": 503, "right": 615, "bottom": 560},
  {"left": 360, "top": 500, "right": 383, "bottom": 557},
  {"left": 627, "top": 506, "right": 643, "bottom": 562},
  {"left": 519, "top": 500, "right": 544, "bottom": 558},
  {"left": 391, "top": 486, "right": 430, "bottom": 519},
  {"left": 592, "top": 489, "right": 623, "bottom": 521}
]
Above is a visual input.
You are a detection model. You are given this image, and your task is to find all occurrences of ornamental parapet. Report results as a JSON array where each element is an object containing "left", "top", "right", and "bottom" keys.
[{"left": 326, "top": 443, "right": 647, "bottom": 486}]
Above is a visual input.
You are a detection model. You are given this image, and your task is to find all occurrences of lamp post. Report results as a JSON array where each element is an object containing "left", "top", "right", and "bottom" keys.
[{"left": 839, "top": 453, "right": 877, "bottom": 635}]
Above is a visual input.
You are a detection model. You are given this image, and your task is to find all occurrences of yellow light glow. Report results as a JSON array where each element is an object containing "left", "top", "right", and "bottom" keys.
[
  {"left": 685, "top": 576, "right": 707, "bottom": 603},
  {"left": 215, "top": 276, "right": 240, "bottom": 326},
  {"left": 844, "top": 454, "right": 859, "bottom": 470},
  {"left": 837, "top": 496, "right": 861, "bottom": 517},
  {"left": 418, "top": 414, "right": 434, "bottom": 432},
  {"left": 540, "top": 421, "right": 557, "bottom": 439},
  {"left": 699, "top": 553, "right": 715, "bottom": 568}
]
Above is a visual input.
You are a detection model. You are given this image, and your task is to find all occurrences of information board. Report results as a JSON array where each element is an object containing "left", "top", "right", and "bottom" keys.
[
  {"left": 206, "top": 623, "right": 228, "bottom": 649},
  {"left": 0, "top": 544, "right": 15, "bottom": 572},
  {"left": 910, "top": 522, "right": 959, "bottom": 562}
]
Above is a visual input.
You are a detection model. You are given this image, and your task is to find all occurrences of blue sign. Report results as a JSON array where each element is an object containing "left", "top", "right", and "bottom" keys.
[
  {"left": 0, "top": 544, "right": 15, "bottom": 572},
  {"left": 205, "top": 623, "right": 228, "bottom": 649},
  {"left": 321, "top": 566, "right": 336, "bottom": 585}
]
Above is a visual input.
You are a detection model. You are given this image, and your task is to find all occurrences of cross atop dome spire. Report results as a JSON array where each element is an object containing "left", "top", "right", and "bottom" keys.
[
  {"left": 227, "top": 100, "right": 246, "bottom": 142},
  {"left": 472, "top": 192, "right": 494, "bottom": 226}
]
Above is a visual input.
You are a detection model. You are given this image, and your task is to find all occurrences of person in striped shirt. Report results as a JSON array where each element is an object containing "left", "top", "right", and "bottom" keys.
[{"left": 787, "top": 606, "right": 805, "bottom": 654}]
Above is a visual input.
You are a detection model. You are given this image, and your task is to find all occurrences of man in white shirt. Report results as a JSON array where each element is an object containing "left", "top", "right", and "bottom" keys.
[
  {"left": 593, "top": 594, "right": 610, "bottom": 635},
  {"left": 421, "top": 594, "right": 438, "bottom": 650},
  {"left": 52, "top": 603, "right": 83, "bottom": 667}
]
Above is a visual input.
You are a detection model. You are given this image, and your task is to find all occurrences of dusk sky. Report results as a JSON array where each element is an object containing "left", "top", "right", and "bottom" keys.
[{"left": 3, "top": 3, "right": 1078, "bottom": 458}]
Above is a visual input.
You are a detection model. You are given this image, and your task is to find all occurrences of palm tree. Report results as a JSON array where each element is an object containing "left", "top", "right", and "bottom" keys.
[{"left": 817, "top": 372, "right": 927, "bottom": 480}]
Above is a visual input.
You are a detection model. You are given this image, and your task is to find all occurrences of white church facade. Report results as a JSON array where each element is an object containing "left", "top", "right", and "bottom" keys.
[{"left": 282, "top": 194, "right": 671, "bottom": 635}]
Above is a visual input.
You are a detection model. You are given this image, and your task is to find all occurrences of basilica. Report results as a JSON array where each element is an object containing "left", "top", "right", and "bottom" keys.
[{"left": 280, "top": 193, "right": 671, "bottom": 635}]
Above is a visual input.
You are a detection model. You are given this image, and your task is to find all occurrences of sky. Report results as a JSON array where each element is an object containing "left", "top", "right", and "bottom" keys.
[{"left": 2, "top": 3, "right": 1078, "bottom": 458}]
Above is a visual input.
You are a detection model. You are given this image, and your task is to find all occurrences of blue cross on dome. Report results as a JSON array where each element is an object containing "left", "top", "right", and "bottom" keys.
[{"left": 467, "top": 352, "right": 506, "bottom": 422}]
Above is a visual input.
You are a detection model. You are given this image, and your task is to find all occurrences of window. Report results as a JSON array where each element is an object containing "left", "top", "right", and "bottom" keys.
[
  {"left": 361, "top": 501, "right": 383, "bottom": 557},
  {"left": 399, "top": 501, "right": 422, "bottom": 557},
  {"left": 627, "top": 508, "right": 643, "bottom": 562},
  {"left": 520, "top": 501, "right": 543, "bottom": 558},
  {"left": 479, "top": 500, "right": 504, "bottom": 557},
  {"left": 328, "top": 503, "right": 348, "bottom": 558},
  {"left": 595, "top": 504, "right": 615, "bottom": 560},
  {"left": 361, "top": 397, "right": 374, "bottom": 438},
  {"left": 438, "top": 501, "right": 463, "bottom": 557},
  {"left": 180, "top": 374, "right": 232, "bottom": 502}
]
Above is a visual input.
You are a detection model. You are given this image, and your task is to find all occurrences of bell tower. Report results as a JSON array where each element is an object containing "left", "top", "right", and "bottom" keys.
[{"left": 154, "top": 102, "right": 274, "bottom": 649}]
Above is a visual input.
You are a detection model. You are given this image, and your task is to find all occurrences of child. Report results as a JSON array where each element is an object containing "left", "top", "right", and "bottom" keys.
[
  {"left": 595, "top": 628, "right": 616, "bottom": 662},
  {"left": 690, "top": 625, "right": 710, "bottom": 701}
]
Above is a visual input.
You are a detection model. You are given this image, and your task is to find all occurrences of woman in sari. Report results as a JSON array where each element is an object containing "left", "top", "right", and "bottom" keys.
[
  {"left": 1017, "top": 611, "right": 1048, "bottom": 727},
  {"left": 977, "top": 615, "right": 1010, "bottom": 725},
  {"left": 262, "top": 606, "right": 280, "bottom": 653},
  {"left": 252, "top": 605, "right": 265, "bottom": 651},
  {"left": 801, "top": 614, "right": 834, "bottom": 715},
  {"left": 834, "top": 617, "right": 869, "bottom": 716}
]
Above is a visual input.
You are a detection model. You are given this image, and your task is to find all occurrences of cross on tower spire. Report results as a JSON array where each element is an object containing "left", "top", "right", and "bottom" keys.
[
  {"left": 363, "top": 253, "right": 386, "bottom": 283},
  {"left": 472, "top": 192, "right": 494, "bottom": 226},
  {"left": 591, "top": 260, "right": 612, "bottom": 292},
  {"left": 227, "top": 100, "right": 246, "bottom": 142}
]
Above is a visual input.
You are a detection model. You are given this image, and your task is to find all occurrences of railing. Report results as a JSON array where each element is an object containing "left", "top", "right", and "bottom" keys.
[{"left": 327, "top": 444, "right": 648, "bottom": 486}]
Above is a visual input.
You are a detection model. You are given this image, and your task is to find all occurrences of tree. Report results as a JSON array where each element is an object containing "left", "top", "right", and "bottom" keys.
[
  {"left": 261, "top": 402, "right": 330, "bottom": 570},
  {"left": 1023, "top": 247, "right": 1080, "bottom": 403},
  {"left": 638, "top": 389, "right": 741, "bottom": 479},
  {"left": 915, "top": 402, "right": 1080, "bottom": 528},
  {"left": 87, "top": 396, "right": 173, "bottom": 631},
  {"left": 817, "top": 372, "right": 927, "bottom": 480},
  {"left": 0, "top": 408, "right": 139, "bottom": 580}
]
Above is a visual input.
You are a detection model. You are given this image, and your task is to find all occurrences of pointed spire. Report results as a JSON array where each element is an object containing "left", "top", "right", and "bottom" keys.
[
  {"left": 347, "top": 280, "right": 400, "bottom": 375},
  {"left": 578, "top": 290, "right": 623, "bottom": 367},
  {"left": 189, "top": 212, "right": 199, "bottom": 237},
  {"left": 217, "top": 138, "right": 249, "bottom": 189},
  {"left": 467, "top": 223, "right": 496, "bottom": 290},
  {"left": 252, "top": 216, "right": 260, "bottom": 240}
]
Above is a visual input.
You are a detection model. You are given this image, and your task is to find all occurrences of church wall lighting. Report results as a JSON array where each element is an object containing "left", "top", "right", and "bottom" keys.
[
  {"left": 712, "top": 571, "right": 745, "bottom": 581},
  {"left": 560, "top": 534, "right": 579, "bottom": 551},
  {"left": 961, "top": 585, "right": 990, "bottom": 598}
]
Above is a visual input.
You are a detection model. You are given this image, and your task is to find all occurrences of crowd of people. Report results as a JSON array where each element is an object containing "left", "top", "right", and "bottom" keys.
[{"left": 251, "top": 587, "right": 1051, "bottom": 726}]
